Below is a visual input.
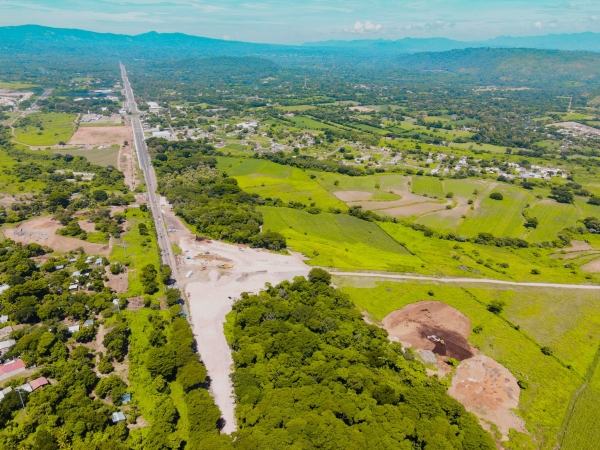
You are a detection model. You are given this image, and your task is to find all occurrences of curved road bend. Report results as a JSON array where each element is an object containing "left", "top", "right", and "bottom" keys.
[
  {"left": 119, "top": 63, "right": 179, "bottom": 283},
  {"left": 331, "top": 272, "right": 600, "bottom": 290}
]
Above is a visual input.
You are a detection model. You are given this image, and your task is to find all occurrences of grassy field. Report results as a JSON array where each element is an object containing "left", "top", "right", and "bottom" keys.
[
  {"left": 458, "top": 185, "right": 534, "bottom": 238},
  {"left": 54, "top": 146, "right": 120, "bottom": 167},
  {"left": 338, "top": 278, "right": 593, "bottom": 450},
  {"left": 109, "top": 207, "right": 163, "bottom": 299},
  {"left": 449, "top": 142, "right": 508, "bottom": 153},
  {"left": 260, "top": 206, "right": 415, "bottom": 271},
  {"left": 217, "top": 157, "right": 345, "bottom": 210},
  {"left": 287, "top": 115, "right": 339, "bottom": 131},
  {"left": 526, "top": 201, "right": 580, "bottom": 242},
  {"left": 411, "top": 176, "right": 445, "bottom": 198},
  {"left": 316, "top": 172, "right": 405, "bottom": 201},
  {"left": 443, "top": 179, "right": 483, "bottom": 198},
  {"left": 0, "top": 148, "right": 46, "bottom": 193},
  {"left": 0, "top": 81, "right": 38, "bottom": 89},
  {"left": 13, "top": 112, "right": 77, "bottom": 146}
]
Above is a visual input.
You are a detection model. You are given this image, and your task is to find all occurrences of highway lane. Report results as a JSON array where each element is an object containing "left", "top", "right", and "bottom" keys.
[{"left": 120, "top": 63, "right": 179, "bottom": 283}]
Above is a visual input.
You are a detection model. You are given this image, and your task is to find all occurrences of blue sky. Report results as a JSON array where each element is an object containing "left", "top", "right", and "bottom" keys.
[{"left": 1, "top": 0, "right": 600, "bottom": 43}]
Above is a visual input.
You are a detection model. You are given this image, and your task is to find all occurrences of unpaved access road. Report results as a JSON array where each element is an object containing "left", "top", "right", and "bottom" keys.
[
  {"left": 331, "top": 271, "right": 600, "bottom": 290},
  {"left": 181, "top": 238, "right": 309, "bottom": 434}
]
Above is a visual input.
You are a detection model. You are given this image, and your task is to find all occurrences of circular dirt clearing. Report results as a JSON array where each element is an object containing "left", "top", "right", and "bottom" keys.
[{"left": 382, "top": 300, "right": 474, "bottom": 360}]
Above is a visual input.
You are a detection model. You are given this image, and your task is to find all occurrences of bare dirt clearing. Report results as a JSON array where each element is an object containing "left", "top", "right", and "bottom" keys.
[
  {"left": 334, "top": 190, "right": 372, "bottom": 202},
  {"left": 69, "top": 124, "right": 131, "bottom": 147},
  {"left": 559, "top": 240, "right": 592, "bottom": 253},
  {"left": 4, "top": 216, "right": 110, "bottom": 254},
  {"left": 381, "top": 201, "right": 451, "bottom": 218},
  {"left": 448, "top": 355, "right": 526, "bottom": 439},
  {"left": 349, "top": 192, "right": 433, "bottom": 210},
  {"left": 580, "top": 257, "right": 600, "bottom": 273},
  {"left": 382, "top": 301, "right": 474, "bottom": 360}
]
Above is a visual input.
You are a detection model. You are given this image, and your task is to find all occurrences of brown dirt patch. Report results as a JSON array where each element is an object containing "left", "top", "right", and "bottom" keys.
[
  {"left": 106, "top": 270, "right": 128, "bottom": 294},
  {"left": 380, "top": 201, "right": 451, "bottom": 218},
  {"left": 448, "top": 355, "right": 525, "bottom": 439},
  {"left": 4, "top": 216, "right": 110, "bottom": 255},
  {"left": 349, "top": 193, "right": 433, "bottom": 210},
  {"left": 118, "top": 122, "right": 139, "bottom": 191},
  {"left": 581, "top": 257, "right": 600, "bottom": 273},
  {"left": 334, "top": 190, "right": 372, "bottom": 202},
  {"left": 69, "top": 125, "right": 131, "bottom": 147},
  {"left": 560, "top": 240, "right": 592, "bottom": 253},
  {"left": 382, "top": 301, "right": 474, "bottom": 361}
]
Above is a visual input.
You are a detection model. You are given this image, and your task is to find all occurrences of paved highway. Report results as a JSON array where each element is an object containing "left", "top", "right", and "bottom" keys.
[
  {"left": 120, "top": 63, "right": 179, "bottom": 282},
  {"left": 31, "top": 88, "right": 53, "bottom": 111}
]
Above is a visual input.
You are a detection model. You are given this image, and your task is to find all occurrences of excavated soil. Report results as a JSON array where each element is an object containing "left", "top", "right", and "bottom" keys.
[
  {"left": 382, "top": 301, "right": 474, "bottom": 360},
  {"left": 4, "top": 216, "right": 110, "bottom": 255},
  {"left": 69, "top": 125, "right": 131, "bottom": 147},
  {"left": 448, "top": 355, "right": 526, "bottom": 439}
]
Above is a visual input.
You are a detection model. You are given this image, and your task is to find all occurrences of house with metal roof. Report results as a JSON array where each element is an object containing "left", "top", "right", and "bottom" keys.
[{"left": 112, "top": 412, "right": 126, "bottom": 423}]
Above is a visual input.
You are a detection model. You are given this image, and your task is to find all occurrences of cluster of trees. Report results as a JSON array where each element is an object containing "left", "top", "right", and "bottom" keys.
[
  {"left": 262, "top": 151, "right": 367, "bottom": 176},
  {"left": 140, "top": 263, "right": 159, "bottom": 295},
  {"left": 151, "top": 140, "right": 286, "bottom": 247},
  {"left": 143, "top": 314, "right": 228, "bottom": 449},
  {"left": 227, "top": 269, "right": 495, "bottom": 449}
]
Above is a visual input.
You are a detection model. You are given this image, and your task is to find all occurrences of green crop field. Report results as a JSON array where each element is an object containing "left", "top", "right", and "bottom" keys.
[
  {"left": 449, "top": 142, "right": 508, "bottom": 153},
  {"left": 288, "top": 115, "right": 339, "bottom": 131},
  {"left": 411, "top": 176, "right": 445, "bottom": 198},
  {"left": 338, "top": 278, "right": 596, "bottom": 450},
  {"left": 526, "top": 201, "right": 580, "bottom": 242},
  {"left": 0, "top": 81, "right": 39, "bottom": 89},
  {"left": 260, "top": 206, "right": 415, "bottom": 271},
  {"left": 13, "top": 112, "right": 77, "bottom": 146},
  {"left": 458, "top": 185, "right": 534, "bottom": 237},
  {"left": 217, "top": 157, "right": 345, "bottom": 210},
  {"left": 443, "top": 179, "right": 483, "bottom": 198},
  {"left": 54, "top": 146, "right": 120, "bottom": 167},
  {"left": 316, "top": 172, "right": 405, "bottom": 201}
]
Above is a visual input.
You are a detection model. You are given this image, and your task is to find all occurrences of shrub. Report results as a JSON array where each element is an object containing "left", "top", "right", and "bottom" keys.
[
  {"left": 489, "top": 192, "right": 504, "bottom": 200},
  {"left": 531, "top": 269, "right": 541, "bottom": 275},
  {"left": 541, "top": 346, "right": 553, "bottom": 356},
  {"left": 487, "top": 299, "right": 506, "bottom": 314}
]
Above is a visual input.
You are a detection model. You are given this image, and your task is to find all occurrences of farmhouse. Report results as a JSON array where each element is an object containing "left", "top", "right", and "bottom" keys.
[{"left": 0, "top": 360, "right": 26, "bottom": 381}]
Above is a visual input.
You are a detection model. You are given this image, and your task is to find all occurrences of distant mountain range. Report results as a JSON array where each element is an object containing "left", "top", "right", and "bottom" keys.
[{"left": 303, "top": 32, "right": 600, "bottom": 53}]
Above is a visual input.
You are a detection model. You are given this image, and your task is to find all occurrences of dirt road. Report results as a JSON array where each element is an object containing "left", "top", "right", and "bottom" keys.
[{"left": 331, "top": 271, "right": 600, "bottom": 290}]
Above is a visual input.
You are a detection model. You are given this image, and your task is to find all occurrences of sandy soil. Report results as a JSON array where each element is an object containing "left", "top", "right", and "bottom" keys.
[
  {"left": 560, "top": 240, "right": 592, "bottom": 253},
  {"left": 4, "top": 216, "right": 110, "bottom": 255},
  {"left": 580, "top": 257, "right": 600, "bottom": 273},
  {"left": 334, "top": 191, "right": 372, "bottom": 202},
  {"left": 416, "top": 202, "right": 471, "bottom": 224},
  {"left": 382, "top": 301, "right": 475, "bottom": 360},
  {"left": 381, "top": 201, "right": 451, "bottom": 218},
  {"left": 181, "top": 238, "right": 309, "bottom": 434},
  {"left": 349, "top": 193, "right": 433, "bottom": 211},
  {"left": 448, "top": 355, "right": 526, "bottom": 439},
  {"left": 69, "top": 124, "right": 131, "bottom": 147},
  {"left": 349, "top": 106, "right": 375, "bottom": 112}
]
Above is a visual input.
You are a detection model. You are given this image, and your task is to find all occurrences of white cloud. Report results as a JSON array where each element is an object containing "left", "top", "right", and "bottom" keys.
[
  {"left": 534, "top": 21, "right": 543, "bottom": 29},
  {"left": 352, "top": 20, "right": 383, "bottom": 34}
]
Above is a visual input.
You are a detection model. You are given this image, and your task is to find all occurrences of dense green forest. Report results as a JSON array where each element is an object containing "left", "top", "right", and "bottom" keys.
[{"left": 227, "top": 269, "right": 495, "bottom": 449}]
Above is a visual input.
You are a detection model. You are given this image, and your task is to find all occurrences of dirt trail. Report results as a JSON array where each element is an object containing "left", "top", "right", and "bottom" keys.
[{"left": 331, "top": 271, "right": 600, "bottom": 290}]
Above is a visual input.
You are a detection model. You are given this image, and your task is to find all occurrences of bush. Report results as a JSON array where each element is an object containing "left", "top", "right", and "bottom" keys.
[
  {"left": 308, "top": 268, "right": 331, "bottom": 285},
  {"left": 489, "top": 192, "right": 504, "bottom": 200},
  {"left": 540, "top": 346, "right": 553, "bottom": 356},
  {"left": 147, "top": 346, "right": 176, "bottom": 378},
  {"left": 487, "top": 299, "right": 506, "bottom": 314},
  {"left": 531, "top": 269, "right": 541, "bottom": 275},
  {"left": 98, "top": 356, "right": 114, "bottom": 374}
]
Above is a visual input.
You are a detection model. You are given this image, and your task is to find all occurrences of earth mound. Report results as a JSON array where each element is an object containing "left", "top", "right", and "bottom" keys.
[
  {"left": 448, "top": 355, "right": 526, "bottom": 438},
  {"left": 382, "top": 300, "right": 474, "bottom": 360}
]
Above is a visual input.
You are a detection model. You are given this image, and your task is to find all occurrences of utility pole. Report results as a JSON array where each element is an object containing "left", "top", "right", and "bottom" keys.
[{"left": 16, "top": 389, "right": 27, "bottom": 416}]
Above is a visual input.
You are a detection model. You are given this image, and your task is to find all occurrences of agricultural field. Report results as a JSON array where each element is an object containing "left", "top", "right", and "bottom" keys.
[
  {"left": 217, "top": 156, "right": 345, "bottom": 210},
  {"left": 13, "top": 112, "right": 77, "bottom": 146},
  {"left": 457, "top": 184, "right": 535, "bottom": 238},
  {"left": 54, "top": 146, "right": 120, "bottom": 167},
  {"left": 260, "top": 206, "right": 415, "bottom": 271},
  {"left": 338, "top": 277, "right": 600, "bottom": 450},
  {"left": 0, "top": 81, "right": 38, "bottom": 89},
  {"left": 526, "top": 201, "right": 580, "bottom": 242},
  {"left": 287, "top": 115, "right": 339, "bottom": 131},
  {"left": 316, "top": 171, "right": 405, "bottom": 202},
  {"left": 411, "top": 176, "right": 445, "bottom": 198}
]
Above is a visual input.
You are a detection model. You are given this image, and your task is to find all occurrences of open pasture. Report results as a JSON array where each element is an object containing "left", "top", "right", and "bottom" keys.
[
  {"left": 13, "top": 112, "right": 76, "bottom": 146},
  {"left": 411, "top": 176, "right": 445, "bottom": 198},
  {"left": 338, "top": 278, "right": 595, "bottom": 450},
  {"left": 316, "top": 172, "right": 405, "bottom": 202},
  {"left": 217, "top": 157, "right": 344, "bottom": 210},
  {"left": 260, "top": 206, "right": 415, "bottom": 271},
  {"left": 526, "top": 200, "right": 580, "bottom": 242},
  {"left": 54, "top": 146, "right": 120, "bottom": 167},
  {"left": 458, "top": 185, "right": 534, "bottom": 238}
]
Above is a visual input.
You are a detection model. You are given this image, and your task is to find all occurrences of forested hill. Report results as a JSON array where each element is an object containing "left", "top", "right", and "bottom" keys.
[{"left": 395, "top": 48, "right": 600, "bottom": 85}]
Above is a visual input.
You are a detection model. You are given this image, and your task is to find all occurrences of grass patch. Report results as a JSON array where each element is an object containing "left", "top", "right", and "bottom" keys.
[
  {"left": 13, "top": 112, "right": 76, "bottom": 146},
  {"left": 85, "top": 231, "right": 109, "bottom": 244},
  {"left": 458, "top": 185, "right": 534, "bottom": 238},
  {"left": 217, "top": 157, "right": 345, "bottom": 210},
  {"left": 317, "top": 172, "right": 405, "bottom": 201},
  {"left": 411, "top": 176, "right": 445, "bottom": 198},
  {"left": 526, "top": 201, "right": 580, "bottom": 242},
  {"left": 109, "top": 207, "right": 163, "bottom": 299},
  {"left": 0, "top": 81, "right": 38, "bottom": 89},
  {"left": 54, "top": 146, "right": 120, "bottom": 167}
]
